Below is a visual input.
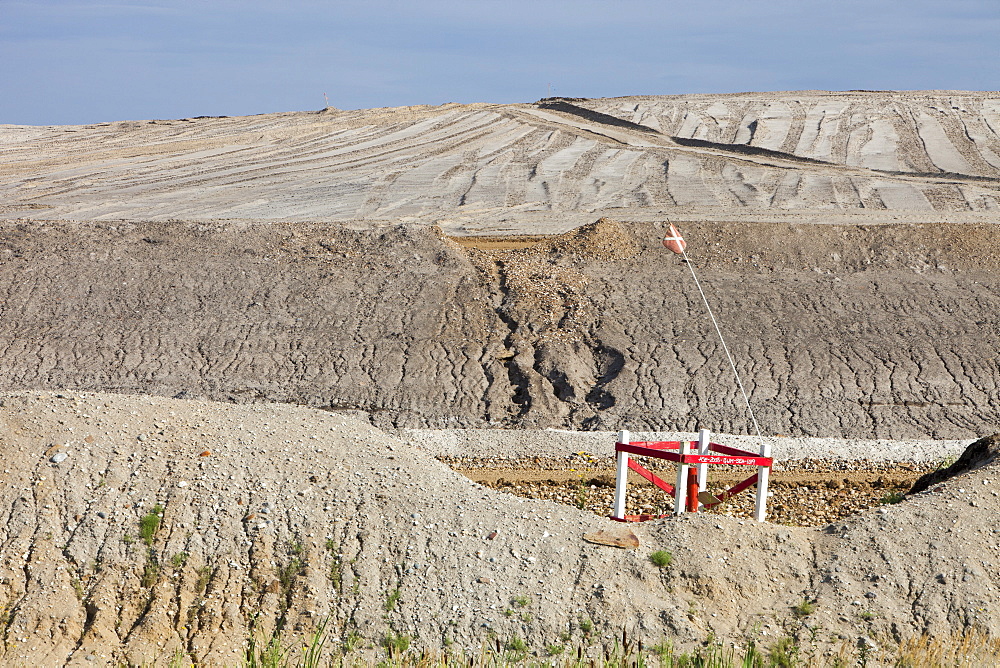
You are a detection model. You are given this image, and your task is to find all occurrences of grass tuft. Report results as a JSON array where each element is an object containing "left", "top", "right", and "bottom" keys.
[{"left": 649, "top": 550, "right": 673, "bottom": 568}]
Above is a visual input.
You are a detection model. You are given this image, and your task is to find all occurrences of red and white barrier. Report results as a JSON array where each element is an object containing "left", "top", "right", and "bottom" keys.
[{"left": 610, "top": 429, "right": 773, "bottom": 522}]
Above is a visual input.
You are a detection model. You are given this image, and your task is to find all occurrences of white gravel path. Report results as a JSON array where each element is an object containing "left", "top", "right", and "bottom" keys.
[{"left": 397, "top": 428, "right": 970, "bottom": 463}]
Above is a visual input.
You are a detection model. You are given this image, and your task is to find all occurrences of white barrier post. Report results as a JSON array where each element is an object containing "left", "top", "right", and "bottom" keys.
[
  {"left": 754, "top": 440, "right": 771, "bottom": 522},
  {"left": 696, "top": 429, "right": 710, "bottom": 510},
  {"left": 674, "top": 438, "right": 689, "bottom": 515},
  {"left": 612, "top": 430, "right": 630, "bottom": 520}
]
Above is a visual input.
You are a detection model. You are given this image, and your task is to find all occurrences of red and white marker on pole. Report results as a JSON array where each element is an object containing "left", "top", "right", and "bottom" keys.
[
  {"left": 661, "top": 223, "right": 687, "bottom": 254},
  {"left": 610, "top": 222, "right": 774, "bottom": 522}
]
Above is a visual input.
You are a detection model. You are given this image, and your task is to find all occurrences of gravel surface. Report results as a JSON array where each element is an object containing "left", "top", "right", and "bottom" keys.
[
  {"left": 442, "top": 456, "right": 936, "bottom": 527},
  {"left": 401, "top": 428, "right": 971, "bottom": 462},
  {"left": 3, "top": 391, "right": 999, "bottom": 666}
]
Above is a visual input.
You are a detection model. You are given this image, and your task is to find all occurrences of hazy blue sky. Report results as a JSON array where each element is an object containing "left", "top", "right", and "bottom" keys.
[{"left": 3, "top": 0, "right": 998, "bottom": 125}]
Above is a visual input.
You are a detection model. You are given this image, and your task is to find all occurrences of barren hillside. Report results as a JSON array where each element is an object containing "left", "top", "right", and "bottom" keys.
[
  {"left": 0, "top": 218, "right": 995, "bottom": 438},
  {"left": 2, "top": 91, "right": 999, "bottom": 231},
  {"left": 2, "top": 92, "right": 1000, "bottom": 665}
]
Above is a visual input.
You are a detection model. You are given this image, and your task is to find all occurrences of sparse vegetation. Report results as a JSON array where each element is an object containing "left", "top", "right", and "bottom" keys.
[
  {"left": 139, "top": 504, "right": 164, "bottom": 546},
  {"left": 511, "top": 594, "right": 529, "bottom": 608},
  {"left": 384, "top": 631, "right": 411, "bottom": 656},
  {"left": 223, "top": 624, "right": 1000, "bottom": 667},
  {"left": 171, "top": 551, "right": 189, "bottom": 568},
  {"left": 649, "top": 550, "right": 673, "bottom": 568},
  {"left": 578, "top": 617, "right": 593, "bottom": 635},
  {"left": 384, "top": 587, "right": 402, "bottom": 612},
  {"left": 881, "top": 490, "right": 906, "bottom": 504},
  {"left": 793, "top": 598, "right": 816, "bottom": 617},
  {"left": 140, "top": 548, "right": 160, "bottom": 588}
]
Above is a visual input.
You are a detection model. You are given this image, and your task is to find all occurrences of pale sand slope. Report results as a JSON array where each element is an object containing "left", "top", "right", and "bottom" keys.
[
  {"left": 2, "top": 91, "right": 999, "bottom": 234},
  {"left": 1, "top": 391, "right": 998, "bottom": 665}
]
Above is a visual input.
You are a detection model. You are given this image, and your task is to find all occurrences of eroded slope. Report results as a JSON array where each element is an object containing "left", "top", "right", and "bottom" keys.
[{"left": 0, "top": 218, "right": 996, "bottom": 438}]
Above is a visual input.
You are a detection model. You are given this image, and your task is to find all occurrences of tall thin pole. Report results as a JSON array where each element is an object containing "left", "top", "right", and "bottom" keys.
[{"left": 678, "top": 246, "right": 764, "bottom": 445}]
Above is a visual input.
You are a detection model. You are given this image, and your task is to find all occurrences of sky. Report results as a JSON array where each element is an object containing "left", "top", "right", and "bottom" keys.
[{"left": 2, "top": 0, "right": 998, "bottom": 126}]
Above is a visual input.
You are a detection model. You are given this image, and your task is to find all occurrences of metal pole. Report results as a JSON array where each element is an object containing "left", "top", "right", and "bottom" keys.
[
  {"left": 674, "top": 439, "right": 689, "bottom": 515},
  {"left": 696, "top": 428, "right": 710, "bottom": 510},
  {"left": 612, "top": 430, "right": 630, "bottom": 520},
  {"left": 754, "top": 440, "right": 771, "bottom": 522}
]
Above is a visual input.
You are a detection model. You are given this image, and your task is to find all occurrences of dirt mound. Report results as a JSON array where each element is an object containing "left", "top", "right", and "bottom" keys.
[
  {"left": 909, "top": 434, "right": 1000, "bottom": 494},
  {"left": 2, "top": 392, "right": 1000, "bottom": 665}
]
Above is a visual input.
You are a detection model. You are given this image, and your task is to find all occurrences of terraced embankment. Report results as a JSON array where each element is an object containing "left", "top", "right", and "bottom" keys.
[
  {"left": 0, "top": 217, "right": 995, "bottom": 438},
  {"left": 2, "top": 91, "right": 999, "bottom": 231}
]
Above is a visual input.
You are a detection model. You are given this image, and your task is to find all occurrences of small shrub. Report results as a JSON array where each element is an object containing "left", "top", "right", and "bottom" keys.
[
  {"left": 546, "top": 644, "right": 565, "bottom": 655},
  {"left": 512, "top": 594, "right": 530, "bottom": 608},
  {"left": 384, "top": 631, "right": 411, "bottom": 655},
  {"left": 881, "top": 490, "right": 905, "bottom": 505},
  {"left": 578, "top": 617, "right": 593, "bottom": 634},
  {"left": 194, "top": 565, "right": 213, "bottom": 595},
  {"left": 343, "top": 630, "right": 362, "bottom": 654},
  {"left": 793, "top": 598, "right": 816, "bottom": 617},
  {"left": 506, "top": 635, "right": 528, "bottom": 661},
  {"left": 171, "top": 552, "right": 188, "bottom": 568},
  {"left": 140, "top": 551, "right": 159, "bottom": 588},
  {"left": 139, "top": 504, "right": 164, "bottom": 546},
  {"left": 384, "top": 587, "right": 402, "bottom": 612},
  {"left": 769, "top": 636, "right": 799, "bottom": 667},
  {"left": 649, "top": 550, "right": 673, "bottom": 568}
]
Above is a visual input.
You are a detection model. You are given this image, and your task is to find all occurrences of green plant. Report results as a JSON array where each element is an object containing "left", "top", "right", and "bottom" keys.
[
  {"left": 289, "top": 540, "right": 304, "bottom": 556},
  {"left": 384, "top": 587, "right": 402, "bottom": 612},
  {"left": 505, "top": 634, "right": 528, "bottom": 662},
  {"left": 329, "top": 555, "right": 344, "bottom": 592},
  {"left": 194, "top": 565, "right": 213, "bottom": 594},
  {"left": 139, "top": 504, "right": 164, "bottom": 546},
  {"left": 860, "top": 610, "right": 875, "bottom": 621},
  {"left": 768, "top": 636, "right": 799, "bottom": 668},
  {"left": 300, "top": 617, "right": 329, "bottom": 668},
  {"left": 71, "top": 577, "right": 84, "bottom": 600},
  {"left": 546, "top": 644, "right": 565, "bottom": 655},
  {"left": 123, "top": 534, "right": 135, "bottom": 545},
  {"left": 881, "top": 490, "right": 905, "bottom": 505},
  {"left": 578, "top": 617, "right": 593, "bottom": 634},
  {"left": 171, "top": 551, "right": 189, "bottom": 568},
  {"left": 503, "top": 608, "right": 514, "bottom": 618},
  {"left": 520, "top": 612, "right": 533, "bottom": 623},
  {"left": 140, "top": 549, "right": 160, "bottom": 588},
  {"left": 243, "top": 628, "right": 290, "bottom": 668},
  {"left": 278, "top": 558, "right": 304, "bottom": 595},
  {"left": 325, "top": 538, "right": 337, "bottom": 552},
  {"left": 167, "top": 647, "right": 190, "bottom": 668},
  {"left": 512, "top": 594, "right": 530, "bottom": 607},
  {"left": 575, "top": 479, "right": 588, "bottom": 509},
  {"left": 649, "top": 550, "right": 673, "bottom": 568},
  {"left": 343, "top": 630, "right": 362, "bottom": 654},
  {"left": 384, "top": 631, "right": 411, "bottom": 656},
  {"left": 793, "top": 598, "right": 816, "bottom": 618},
  {"left": 935, "top": 455, "right": 957, "bottom": 470}
]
